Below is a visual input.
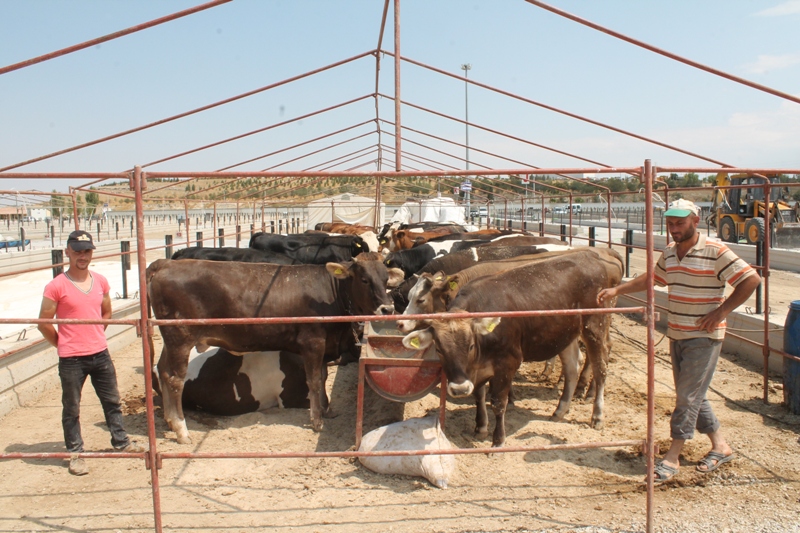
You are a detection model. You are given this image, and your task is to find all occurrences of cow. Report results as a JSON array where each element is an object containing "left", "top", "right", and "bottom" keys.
[
  {"left": 389, "top": 245, "right": 550, "bottom": 312},
  {"left": 249, "top": 232, "right": 368, "bottom": 264},
  {"left": 315, "top": 222, "right": 375, "bottom": 234},
  {"left": 378, "top": 222, "right": 467, "bottom": 253},
  {"left": 177, "top": 347, "right": 311, "bottom": 415},
  {"left": 384, "top": 241, "right": 571, "bottom": 280},
  {"left": 147, "top": 256, "right": 404, "bottom": 443},
  {"left": 171, "top": 246, "right": 299, "bottom": 264},
  {"left": 401, "top": 250, "right": 623, "bottom": 446},
  {"left": 307, "top": 228, "right": 380, "bottom": 258}
]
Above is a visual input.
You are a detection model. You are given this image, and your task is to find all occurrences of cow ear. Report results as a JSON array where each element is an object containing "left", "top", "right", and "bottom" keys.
[
  {"left": 474, "top": 316, "right": 501, "bottom": 336},
  {"left": 387, "top": 267, "right": 405, "bottom": 288},
  {"left": 430, "top": 271, "right": 449, "bottom": 290},
  {"left": 326, "top": 262, "right": 351, "bottom": 279},
  {"left": 402, "top": 328, "right": 434, "bottom": 351}
]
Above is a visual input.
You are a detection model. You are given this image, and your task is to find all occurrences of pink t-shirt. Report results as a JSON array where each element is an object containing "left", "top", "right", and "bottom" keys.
[{"left": 43, "top": 272, "right": 110, "bottom": 358}]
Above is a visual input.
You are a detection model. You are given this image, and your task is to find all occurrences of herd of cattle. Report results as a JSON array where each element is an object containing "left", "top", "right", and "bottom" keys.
[{"left": 146, "top": 220, "right": 623, "bottom": 447}]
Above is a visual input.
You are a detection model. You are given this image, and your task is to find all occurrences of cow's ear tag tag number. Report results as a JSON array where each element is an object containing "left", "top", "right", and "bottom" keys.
[
  {"left": 334, "top": 268, "right": 343, "bottom": 275},
  {"left": 487, "top": 321, "right": 497, "bottom": 333},
  {"left": 409, "top": 337, "right": 420, "bottom": 349},
  {"left": 449, "top": 281, "right": 458, "bottom": 291}
]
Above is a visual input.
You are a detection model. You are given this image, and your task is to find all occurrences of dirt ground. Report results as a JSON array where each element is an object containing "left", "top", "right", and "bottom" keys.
[{"left": 1, "top": 312, "right": 799, "bottom": 533}]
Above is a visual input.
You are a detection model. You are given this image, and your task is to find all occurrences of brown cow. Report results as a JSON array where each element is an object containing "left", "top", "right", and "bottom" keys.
[
  {"left": 315, "top": 222, "right": 376, "bottom": 235},
  {"left": 147, "top": 256, "right": 404, "bottom": 443},
  {"left": 402, "top": 250, "right": 622, "bottom": 446}
]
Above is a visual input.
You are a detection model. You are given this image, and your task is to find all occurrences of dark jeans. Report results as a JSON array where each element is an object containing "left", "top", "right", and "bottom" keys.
[{"left": 58, "top": 349, "right": 130, "bottom": 452}]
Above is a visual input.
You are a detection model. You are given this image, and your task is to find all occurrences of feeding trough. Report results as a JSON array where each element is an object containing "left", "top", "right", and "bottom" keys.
[
  {"left": 361, "top": 320, "right": 440, "bottom": 402},
  {"left": 354, "top": 320, "right": 447, "bottom": 448}
]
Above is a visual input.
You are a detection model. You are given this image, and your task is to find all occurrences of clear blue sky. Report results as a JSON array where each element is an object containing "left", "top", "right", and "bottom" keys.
[{"left": 1, "top": 0, "right": 798, "bottom": 193}]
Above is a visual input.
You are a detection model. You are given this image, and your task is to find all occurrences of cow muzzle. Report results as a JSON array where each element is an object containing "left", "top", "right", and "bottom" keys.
[
  {"left": 447, "top": 380, "right": 474, "bottom": 398},
  {"left": 377, "top": 304, "right": 395, "bottom": 315},
  {"left": 396, "top": 319, "right": 416, "bottom": 333}
]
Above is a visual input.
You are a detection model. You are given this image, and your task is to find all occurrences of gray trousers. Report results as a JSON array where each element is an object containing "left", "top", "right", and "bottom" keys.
[{"left": 669, "top": 337, "right": 723, "bottom": 441}]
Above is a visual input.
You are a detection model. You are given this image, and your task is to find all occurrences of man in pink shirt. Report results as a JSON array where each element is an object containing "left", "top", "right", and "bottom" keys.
[{"left": 38, "top": 230, "right": 144, "bottom": 476}]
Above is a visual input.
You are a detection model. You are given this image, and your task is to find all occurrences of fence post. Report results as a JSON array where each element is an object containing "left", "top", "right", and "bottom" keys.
[
  {"left": 51, "top": 249, "right": 64, "bottom": 278},
  {"left": 50, "top": 225, "right": 55, "bottom": 248},
  {"left": 270, "top": 221, "right": 275, "bottom": 234},
  {"left": 165, "top": 235, "right": 173, "bottom": 259},
  {"left": 121, "top": 241, "right": 130, "bottom": 299},
  {"left": 250, "top": 224, "right": 254, "bottom": 239},
  {"left": 218, "top": 228, "right": 225, "bottom": 248},
  {"left": 236, "top": 225, "right": 241, "bottom": 248},
  {"left": 538, "top": 222, "right": 544, "bottom": 237},
  {"left": 625, "top": 229, "right": 634, "bottom": 278},
  {"left": 560, "top": 224, "right": 567, "bottom": 242},
  {"left": 589, "top": 226, "right": 596, "bottom": 247},
  {"left": 196, "top": 231, "right": 203, "bottom": 248},
  {"left": 279, "top": 220, "right": 283, "bottom": 233},
  {"left": 755, "top": 242, "right": 763, "bottom": 314}
]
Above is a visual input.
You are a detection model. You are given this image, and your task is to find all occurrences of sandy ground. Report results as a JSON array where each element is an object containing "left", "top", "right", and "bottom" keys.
[{"left": 1, "top": 312, "right": 799, "bottom": 533}]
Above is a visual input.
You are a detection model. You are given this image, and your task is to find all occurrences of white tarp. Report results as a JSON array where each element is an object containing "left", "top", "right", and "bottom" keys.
[
  {"left": 390, "top": 197, "right": 467, "bottom": 225},
  {"left": 306, "top": 194, "right": 385, "bottom": 230}
]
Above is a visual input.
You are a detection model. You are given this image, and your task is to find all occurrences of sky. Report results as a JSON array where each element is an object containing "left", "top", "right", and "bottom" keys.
[{"left": 1, "top": 0, "right": 799, "bottom": 196}]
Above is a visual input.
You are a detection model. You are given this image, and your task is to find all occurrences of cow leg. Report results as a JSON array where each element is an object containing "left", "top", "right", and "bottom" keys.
[
  {"left": 575, "top": 355, "right": 594, "bottom": 400},
  {"left": 582, "top": 316, "right": 610, "bottom": 429},
  {"left": 472, "top": 385, "right": 489, "bottom": 440},
  {"left": 541, "top": 356, "right": 556, "bottom": 378},
  {"left": 550, "top": 340, "right": 581, "bottom": 422},
  {"left": 301, "top": 337, "right": 328, "bottom": 432},
  {"left": 488, "top": 375, "right": 513, "bottom": 447},
  {"left": 156, "top": 345, "right": 192, "bottom": 444}
]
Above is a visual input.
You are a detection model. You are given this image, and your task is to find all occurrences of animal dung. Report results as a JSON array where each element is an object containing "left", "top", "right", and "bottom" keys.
[{"left": 358, "top": 416, "right": 456, "bottom": 489}]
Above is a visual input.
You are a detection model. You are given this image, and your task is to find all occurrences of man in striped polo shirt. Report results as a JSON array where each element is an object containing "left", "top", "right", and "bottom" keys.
[{"left": 597, "top": 199, "right": 760, "bottom": 483}]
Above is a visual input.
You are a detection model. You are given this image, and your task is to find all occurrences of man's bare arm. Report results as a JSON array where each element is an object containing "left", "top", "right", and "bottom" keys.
[
  {"left": 101, "top": 293, "right": 112, "bottom": 331},
  {"left": 38, "top": 297, "right": 59, "bottom": 348}
]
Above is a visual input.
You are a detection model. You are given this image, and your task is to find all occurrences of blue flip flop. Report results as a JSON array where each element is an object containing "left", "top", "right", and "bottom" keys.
[{"left": 696, "top": 450, "right": 734, "bottom": 473}]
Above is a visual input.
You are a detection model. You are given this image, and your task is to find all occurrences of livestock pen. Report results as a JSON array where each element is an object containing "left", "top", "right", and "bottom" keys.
[{"left": 3, "top": 1, "right": 800, "bottom": 531}]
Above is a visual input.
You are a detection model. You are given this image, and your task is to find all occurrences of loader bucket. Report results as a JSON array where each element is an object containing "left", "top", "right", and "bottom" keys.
[{"left": 774, "top": 224, "right": 800, "bottom": 249}]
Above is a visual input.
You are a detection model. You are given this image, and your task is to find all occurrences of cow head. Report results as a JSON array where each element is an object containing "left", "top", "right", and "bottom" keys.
[
  {"left": 350, "top": 235, "right": 369, "bottom": 256},
  {"left": 402, "top": 316, "right": 502, "bottom": 398},
  {"left": 396, "top": 271, "right": 449, "bottom": 333},
  {"left": 326, "top": 260, "right": 402, "bottom": 316}
]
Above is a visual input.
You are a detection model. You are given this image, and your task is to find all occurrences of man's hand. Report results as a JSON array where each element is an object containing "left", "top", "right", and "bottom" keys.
[
  {"left": 696, "top": 307, "right": 727, "bottom": 333},
  {"left": 597, "top": 287, "right": 618, "bottom": 306}
]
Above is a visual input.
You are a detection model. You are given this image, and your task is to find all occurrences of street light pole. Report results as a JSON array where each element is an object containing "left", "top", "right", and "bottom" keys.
[{"left": 461, "top": 63, "right": 471, "bottom": 216}]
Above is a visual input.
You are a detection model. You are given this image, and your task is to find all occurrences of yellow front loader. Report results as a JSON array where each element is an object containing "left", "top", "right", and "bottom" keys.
[{"left": 707, "top": 173, "right": 800, "bottom": 248}]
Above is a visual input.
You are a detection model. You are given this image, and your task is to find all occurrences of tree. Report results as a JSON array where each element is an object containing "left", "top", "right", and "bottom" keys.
[{"left": 682, "top": 173, "right": 701, "bottom": 188}]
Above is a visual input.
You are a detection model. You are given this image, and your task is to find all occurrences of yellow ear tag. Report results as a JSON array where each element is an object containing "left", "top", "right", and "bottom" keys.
[
  {"left": 409, "top": 337, "right": 420, "bottom": 349},
  {"left": 449, "top": 281, "right": 458, "bottom": 291},
  {"left": 355, "top": 243, "right": 361, "bottom": 247},
  {"left": 486, "top": 321, "right": 497, "bottom": 333},
  {"left": 435, "top": 275, "right": 443, "bottom": 281},
  {"left": 334, "top": 268, "right": 343, "bottom": 275}
]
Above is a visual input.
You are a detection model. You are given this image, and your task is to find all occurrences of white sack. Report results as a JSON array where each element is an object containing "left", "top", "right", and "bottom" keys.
[{"left": 358, "top": 416, "right": 456, "bottom": 489}]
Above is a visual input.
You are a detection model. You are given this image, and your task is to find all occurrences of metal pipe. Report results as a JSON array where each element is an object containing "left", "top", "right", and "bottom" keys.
[
  {"left": 134, "top": 167, "right": 163, "bottom": 533},
  {"left": 0, "top": 0, "right": 231, "bottom": 77},
  {"left": 393, "top": 0, "right": 402, "bottom": 171},
  {"left": 524, "top": 0, "right": 800, "bottom": 106},
  {"left": 0, "top": 51, "right": 377, "bottom": 173},
  {"left": 643, "top": 159, "right": 655, "bottom": 533}
]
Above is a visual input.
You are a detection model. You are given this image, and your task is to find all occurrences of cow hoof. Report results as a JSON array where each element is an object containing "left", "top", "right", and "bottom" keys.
[
  {"left": 550, "top": 411, "right": 566, "bottom": 422},
  {"left": 323, "top": 408, "right": 338, "bottom": 419},
  {"left": 176, "top": 434, "right": 192, "bottom": 445},
  {"left": 472, "top": 428, "right": 489, "bottom": 441},
  {"left": 590, "top": 418, "right": 604, "bottom": 430},
  {"left": 311, "top": 419, "right": 324, "bottom": 432}
]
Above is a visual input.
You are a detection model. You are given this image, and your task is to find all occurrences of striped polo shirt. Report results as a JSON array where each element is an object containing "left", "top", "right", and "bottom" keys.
[{"left": 654, "top": 233, "right": 758, "bottom": 340}]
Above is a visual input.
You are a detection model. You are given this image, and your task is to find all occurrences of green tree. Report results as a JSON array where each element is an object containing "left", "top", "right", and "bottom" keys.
[{"left": 682, "top": 173, "right": 701, "bottom": 188}]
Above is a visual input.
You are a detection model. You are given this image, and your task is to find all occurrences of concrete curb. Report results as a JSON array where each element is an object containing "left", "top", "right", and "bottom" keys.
[{"left": 0, "top": 303, "right": 141, "bottom": 421}]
